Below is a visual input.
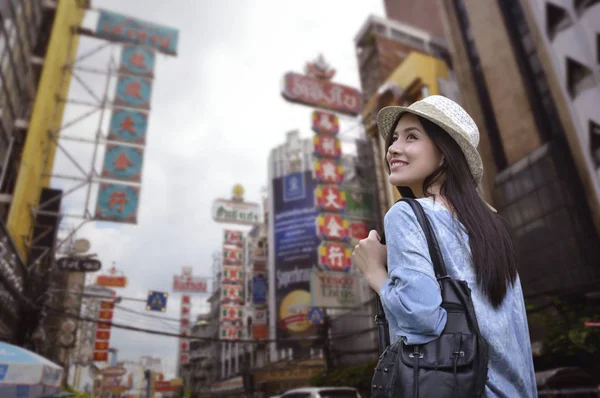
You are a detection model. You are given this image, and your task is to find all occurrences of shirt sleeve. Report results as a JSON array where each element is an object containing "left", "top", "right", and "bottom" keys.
[{"left": 379, "top": 201, "right": 447, "bottom": 345}]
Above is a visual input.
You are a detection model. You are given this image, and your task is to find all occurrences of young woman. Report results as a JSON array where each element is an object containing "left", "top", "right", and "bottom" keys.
[{"left": 352, "top": 95, "right": 537, "bottom": 397}]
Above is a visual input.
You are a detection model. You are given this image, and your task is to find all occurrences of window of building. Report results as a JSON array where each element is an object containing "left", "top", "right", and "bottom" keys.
[
  {"left": 566, "top": 57, "right": 594, "bottom": 98},
  {"left": 590, "top": 120, "right": 600, "bottom": 167},
  {"left": 574, "top": 0, "right": 600, "bottom": 15},
  {"left": 546, "top": 2, "right": 572, "bottom": 41}
]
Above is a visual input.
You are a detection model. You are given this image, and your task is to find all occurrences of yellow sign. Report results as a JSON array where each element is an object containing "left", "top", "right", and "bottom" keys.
[
  {"left": 232, "top": 184, "right": 245, "bottom": 201},
  {"left": 254, "top": 366, "right": 324, "bottom": 384},
  {"left": 280, "top": 290, "right": 311, "bottom": 333}
]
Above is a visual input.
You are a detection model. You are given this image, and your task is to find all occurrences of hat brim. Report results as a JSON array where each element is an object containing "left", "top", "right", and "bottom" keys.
[{"left": 378, "top": 106, "right": 496, "bottom": 212}]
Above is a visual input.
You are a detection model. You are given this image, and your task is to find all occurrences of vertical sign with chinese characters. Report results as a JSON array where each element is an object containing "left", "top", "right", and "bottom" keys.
[
  {"left": 220, "top": 230, "right": 245, "bottom": 341},
  {"left": 179, "top": 295, "right": 191, "bottom": 365},
  {"left": 93, "top": 300, "right": 114, "bottom": 362}
]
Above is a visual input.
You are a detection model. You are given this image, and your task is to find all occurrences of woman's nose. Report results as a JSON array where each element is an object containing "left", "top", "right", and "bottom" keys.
[{"left": 388, "top": 141, "right": 403, "bottom": 156}]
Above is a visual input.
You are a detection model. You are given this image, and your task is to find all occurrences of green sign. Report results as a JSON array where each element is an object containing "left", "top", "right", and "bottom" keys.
[{"left": 344, "top": 190, "right": 373, "bottom": 220}]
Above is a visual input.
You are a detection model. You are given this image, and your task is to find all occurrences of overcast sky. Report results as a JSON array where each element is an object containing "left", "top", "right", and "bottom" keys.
[{"left": 53, "top": 0, "right": 384, "bottom": 382}]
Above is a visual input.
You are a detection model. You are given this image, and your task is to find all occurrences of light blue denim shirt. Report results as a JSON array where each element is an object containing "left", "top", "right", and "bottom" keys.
[{"left": 379, "top": 198, "right": 537, "bottom": 398}]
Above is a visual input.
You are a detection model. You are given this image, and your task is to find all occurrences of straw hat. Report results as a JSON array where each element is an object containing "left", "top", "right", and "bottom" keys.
[
  {"left": 378, "top": 95, "right": 496, "bottom": 212},
  {"left": 377, "top": 95, "right": 483, "bottom": 184}
]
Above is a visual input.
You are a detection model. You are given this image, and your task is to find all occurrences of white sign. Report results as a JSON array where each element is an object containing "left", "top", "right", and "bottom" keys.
[
  {"left": 310, "top": 271, "right": 361, "bottom": 309},
  {"left": 212, "top": 198, "right": 262, "bottom": 225}
]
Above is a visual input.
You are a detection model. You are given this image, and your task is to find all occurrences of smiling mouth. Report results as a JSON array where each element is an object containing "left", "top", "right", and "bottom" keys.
[{"left": 390, "top": 160, "right": 409, "bottom": 169}]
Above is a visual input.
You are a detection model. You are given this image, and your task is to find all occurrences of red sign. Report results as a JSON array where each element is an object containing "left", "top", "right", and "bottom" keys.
[
  {"left": 95, "top": 341, "right": 110, "bottom": 351},
  {"left": 312, "top": 111, "right": 340, "bottom": 135},
  {"left": 96, "top": 330, "right": 111, "bottom": 340},
  {"left": 179, "top": 353, "right": 189, "bottom": 365},
  {"left": 350, "top": 221, "right": 370, "bottom": 240},
  {"left": 155, "top": 381, "right": 182, "bottom": 393},
  {"left": 97, "top": 322, "right": 111, "bottom": 330},
  {"left": 96, "top": 275, "right": 128, "bottom": 288},
  {"left": 221, "top": 304, "right": 243, "bottom": 322},
  {"left": 282, "top": 72, "right": 363, "bottom": 115},
  {"left": 222, "top": 265, "right": 244, "bottom": 283},
  {"left": 314, "top": 135, "right": 341, "bottom": 159},
  {"left": 314, "top": 159, "right": 344, "bottom": 184},
  {"left": 100, "top": 301, "right": 115, "bottom": 310},
  {"left": 224, "top": 230, "right": 244, "bottom": 247},
  {"left": 318, "top": 242, "right": 351, "bottom": 272},
  {"left": 252, "top": 324, "right": 268, "bottom": 340},
  {"left": 98, "top": 309, "right": 114, "bottom": 320},
  {"left": 222, "top": 284, "right": 244, "bottom": 303},
  {"left": 93, "top": 351, "right": 109, "bottom": 362},
  {"left": 317, "top": 214, "right": 349, "bottom": 241},
  {"left": 315, "top": 185, "right": 347, "bottom": 213},
  {"left": 584, "top": 321, "right": 600, "bottom": 327}
]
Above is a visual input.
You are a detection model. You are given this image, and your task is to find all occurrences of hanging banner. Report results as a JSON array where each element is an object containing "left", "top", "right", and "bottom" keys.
[
  {"left": 281, "top": 72, "right": 362, "bottom": 116},
  {"left": 101, "top": 144, "right": 144, "bottom": 183},
  {"left": 119, "top": 44, "right": 156, "bottom": 78},
  {"left": 221, "top": 304, "right": 243, "bottom": 322},
  {"left": 223, "top": 247, "right": 244, "bottom": 265},
  {"left": 95, "top": 183, "right": 140, "bottom": 224},
  {"left": 220, "top": 324, "right": 243, "bottom": 340},
  {"left": 313, "top": 135, "right": 341, "bottom": 159},
  {"left": 314, "top": 159, "right": 344, "bottom": 184},
  {"left": 95, "top": 9, "right": 179, "bottom": 56},
  {"left": 179, "top": 295, "right": 191, "bottom": 365},
  {"left": 312, "top": 111, "right": 339, "bottom": 135},
  {"left": 107, "top": 108, "right": 148, "bottom": 145},
  {"left": 316, "top": 213, "right": 349, "bottom": 242},
  {"left": 222, "top": 284, "right": 244, "bottom": 303},
  {"left": 318, "top": 242, "right": 351, "bottom": 272},
  {"left": 315, "top": 185, "right": 346, "bottom": 213},
  {"left": 310, "top": 271, "right": 361, "bottom": 309},
  {"left": 344, "top": 190, "right": 374, "bottom": 220},
  {"left": 113, "top": 75, "right": 153, "bottom": 110},
  {"left": 252, "top": 274, "right": 267, "bottom": 305},
  {"left": 224, "top": 230, "right": 244, "bottom": 247},
  {"left": 222, "top": 265, "right": 244, "bottom": 284}
]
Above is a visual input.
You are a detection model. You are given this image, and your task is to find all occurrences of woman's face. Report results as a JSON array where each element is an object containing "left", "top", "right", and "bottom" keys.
[{"left": 386, "top": 113, "right": 444, "bottom": 195}]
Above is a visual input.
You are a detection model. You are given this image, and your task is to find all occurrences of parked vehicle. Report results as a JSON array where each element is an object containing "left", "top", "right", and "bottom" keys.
[{"left": 279, "top": 387, "right": 362, "bottom": 398}]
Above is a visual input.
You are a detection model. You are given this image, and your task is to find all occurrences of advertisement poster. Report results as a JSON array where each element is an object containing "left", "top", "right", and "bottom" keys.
[{"left": 272, "top": 171, "right": 320, "bottom": 350}]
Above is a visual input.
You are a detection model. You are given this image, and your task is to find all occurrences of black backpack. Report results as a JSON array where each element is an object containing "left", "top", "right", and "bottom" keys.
[{"left": 372, "top": 198, "right": 489, "bottom": 398}]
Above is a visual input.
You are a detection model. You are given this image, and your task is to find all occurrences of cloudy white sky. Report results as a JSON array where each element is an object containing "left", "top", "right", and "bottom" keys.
[{"left": 54, "top": 0, "right": 385, "bottom": 381}]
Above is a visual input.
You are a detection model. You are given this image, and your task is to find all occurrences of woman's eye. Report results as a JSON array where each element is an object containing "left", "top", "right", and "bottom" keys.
[
  {"left": 391, "top": 135, "right": 398, "bottom": 143},
  {"left": 406, "top": 133, "right": 417, "bottom": 141}
]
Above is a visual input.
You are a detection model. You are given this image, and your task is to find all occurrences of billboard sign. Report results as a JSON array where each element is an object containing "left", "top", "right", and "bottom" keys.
[
  {"left": 96, "top": 275, "right": 128, "bottom": 288},
  {"left": 281, "top": 72, "right": 362, "bottom": 116},
  {"left": 220, "top": 324, "right": 243, "bottom": 340},
  {"left": 223, "top": 247, "right": 244, "bottom": 265},
  {"left": 272, "top": 171, "right": 320, "bottom": 349},
  {"left": 312, "top": 111, "right": 339, "bottom": 135},
  {"left": 315, "top": 185, "right": 346, "bottom": 213},
  {"left": 179, "top": 295, "right": 191, "bottom": 366},
  {"left": 119, "top": 44, "right": 155, "bottom": 78},
  {"left": 310, "top": 271, "right": 361, "bottom": 309},
  {"left": 224, "top": 230, "right": 244, "bottom": 247},
  {"left": 252, "top": 274, "right": 267, "bottom": 305},
  {"left": 113, "top": 75, "right": 153, "bottom": 110},
  {"left": 212, "top": 199, "right": 262, "bottom": 225},
  {"left": 350, "top": 221, "right": 369, "bottom": 241},
  {"left": 313, "top": 135, "right": 341, "bottom": 159},
  {"left": 101, "top": 144, "right": 144, "bottom": 182},
  {"left": 107, "top": 109, "right": 148, "bottom": 145},
  {"left": 95, "top": 9, "right": 179, "bottom": 55},
  {"left": 314, "top": 159, "right": 344, "bottom": 184},
  {"left": 95, "top": 183, "right": 140, "bottom": 224},
  {"left": 222, "top": 284, "right": 244, "bottom": 303},
  {"left": 252, "top": 309, "right": 268, "bottom": 340},
  {"left": 172, "top": 275, "right": 208, "bottom": 293}
]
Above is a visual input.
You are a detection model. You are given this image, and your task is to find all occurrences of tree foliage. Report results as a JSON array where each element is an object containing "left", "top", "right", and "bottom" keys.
[{"left": 309, "top": 360, "right": 378, "bottom": 395}]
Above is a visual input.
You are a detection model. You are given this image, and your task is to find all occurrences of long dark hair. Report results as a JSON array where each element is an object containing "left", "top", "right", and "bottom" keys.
[{"left": 386, "top": 115, "right": 517, "bottom": 308}]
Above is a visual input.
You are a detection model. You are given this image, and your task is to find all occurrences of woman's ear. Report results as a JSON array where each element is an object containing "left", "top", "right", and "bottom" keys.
[{"left": 438, "top": 155, "right": 445, "bottom": 168}]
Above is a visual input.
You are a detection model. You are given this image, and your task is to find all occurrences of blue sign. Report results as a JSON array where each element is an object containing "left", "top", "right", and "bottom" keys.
[
  {"left": 16, "top": 386, "right": 29, "bottom": 398},
  {"left": 252, "top": 274, "right": 267, "bottom": 305},
  {"left": 283, "top": 172, "right": 305, "bottom": 202},
  {"left": 114, "top": 75, "right": 153, "bottom": 110},
  {"left": 101, "top": 144, "right": 144, "bottom": 182},
  {"left": 95, "top": 9, "right": 179, "bottom": 55},
  {"left": 146, "top": 291, "right": 168, "bottom": 312},
  {"left": 120, "top": 44, "right": 155, "bottom": 77},
  {"left": 308, "top": 307, "right": 324, "bottom": 325},
  {"left": 0, "top": 364, "right": 7, "bottom": 381},
  {"left": 95, "top": 183, "right": 140, "bottom": 224},
  {"left": 107, "top": 109, "right": 148, "bottom": 145}
]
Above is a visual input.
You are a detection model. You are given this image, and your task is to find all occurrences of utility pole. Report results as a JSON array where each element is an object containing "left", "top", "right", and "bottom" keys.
[
  {"left": 144, "top": 369, "right": 152, "bottom": 398},
  {"left": 322, "top": 314, "right": 333, "bottom": 373}
]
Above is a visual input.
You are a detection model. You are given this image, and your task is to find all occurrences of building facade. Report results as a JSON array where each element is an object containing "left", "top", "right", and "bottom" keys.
[
  {"left": 437, "top": 0, "right": 600, "bottom": 304},
  {"left": 0, "top": 0, "right": 86, "bottom": 343}
]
